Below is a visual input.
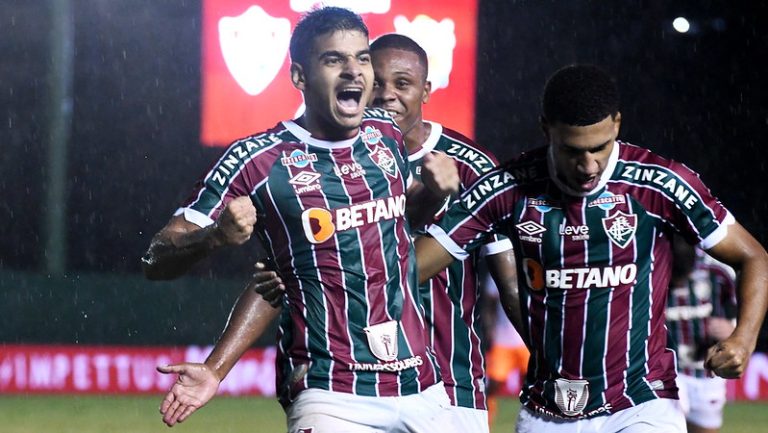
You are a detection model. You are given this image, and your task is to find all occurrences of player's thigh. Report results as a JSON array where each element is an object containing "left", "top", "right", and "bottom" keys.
[
  {"left": 685, "top": 376, "right": 726, "bottom": 429},
  {"left": 286, "top": 388, "right": 391, "bottom": 433},
  {"left": 399, "top": 383, "right": 460, "bottom": 433},
  {"left": 448, "top": 405, "right": 489, "bottom": 433},
  {"left": 608, "top": 398, "right": 686, "bottom": 433}
]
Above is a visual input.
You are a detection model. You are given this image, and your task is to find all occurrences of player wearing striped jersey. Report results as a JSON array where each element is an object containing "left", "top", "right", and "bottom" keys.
[
  {"left": 667, "top": 235, "right": 737, "bottom": 433},
  {"left": 369, "top": 34, "right": 515, "bottom": 432},
  {"left": 415, "top": 64, "right": 768, "bottom": 432},
  {"left": 144, "top": 8, "right": 461, "bottom": 433}
]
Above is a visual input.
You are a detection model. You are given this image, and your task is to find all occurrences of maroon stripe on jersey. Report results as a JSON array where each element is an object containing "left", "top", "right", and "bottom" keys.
[
  {"left": 193, "top": 143, "right": 284, "bottom": 221},
  {"left": 461, "top": 270, "right": 486, "bottom": 408},
  {"left": 559, "top": 200, "right": 588, "bottom": 377},
  {"left": 333, "top": 147, "right": 396, "bottom": 395},
  {"left": 430, "top": 271, "right": 458, "bottom": 402},
  {"left": 286, "top": 149, "right": 356, "bottom": 394},
  {"left": 523, "top": 209, "right": 548, "bottom": 401},
  {"left": 617, "top": 143, "right": 729, "bottom": 240},
  {"left": 602, "top": 206, "right": 638, "bottom": 408}
]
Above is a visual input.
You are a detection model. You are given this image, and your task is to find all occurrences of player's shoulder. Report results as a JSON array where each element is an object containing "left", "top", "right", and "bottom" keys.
[
  {"left": 428, "top": 122, "right": 499, "bottom": 171},
  {"left": 497, "top": 145, "right": 548, "bottom": 182},
  {"left": 363, "top": 107, "right": 397, "bottom": 126},
  {"left": 614, "top": 140, "right": 705, "bottom": 184}
]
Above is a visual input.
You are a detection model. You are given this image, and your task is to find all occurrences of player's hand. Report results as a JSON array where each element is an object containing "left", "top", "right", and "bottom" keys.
[
  {"left": 704, "top": 334, "right": 752, "bottom": 379},
  {"left": 157, "top": 363, "right": 221, "bottom": 427},
  {"left": 248, "top": 261, "right": 285, "bottom": 308},
  {"left": 420, "top": 152, "right": 459, "bottom": 198},
  {"left": 212, "top": 196, "right": 257, "bottom": 246}
]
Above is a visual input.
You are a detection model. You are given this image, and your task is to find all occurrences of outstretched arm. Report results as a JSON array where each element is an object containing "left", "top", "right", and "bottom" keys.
[
  {"left": 156, "top": 265, "right": 283, "bottom": 426},
  {"left": 704, "top": 222, "right": 768, "bottom": 378},
  {"left": 142, "top": 196, "right": 257, "bottom": 280}
]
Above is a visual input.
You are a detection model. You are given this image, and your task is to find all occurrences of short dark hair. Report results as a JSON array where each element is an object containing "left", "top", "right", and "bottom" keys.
[
  {"left": 542, "top": 64, "right": 619, "bottom": 126},
  {"left": 370, "top": 33, "right": 429, "bottom": 79},
  {"left": 289, "top": 7, "right": 369, "bottom": 68}
]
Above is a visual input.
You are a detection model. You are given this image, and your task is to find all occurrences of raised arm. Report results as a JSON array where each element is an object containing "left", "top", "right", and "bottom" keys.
[
  {"left": 156, "top": 264, "right": 283, "bottom": 426},
  {"left": 142, "top": 196, "right": 257, "bottom": 280},
  {"left": 703, "top": 222, "right": 768, "bottom": 378},
  {"left": 406, "top": 152, "right": 460, "bottom": 228}
]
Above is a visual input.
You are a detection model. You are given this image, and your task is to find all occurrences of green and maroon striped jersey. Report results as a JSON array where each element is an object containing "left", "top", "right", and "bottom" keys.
[
  {"left": 177, "top": 108, "right": 439, "bottom": 403},
  {"left": 667, "top": 253, "right": 736, "bottom": 378},
  {"left": 409, "top": 122, "right": 509, "bottom": 409},
  {"left": 428, "top": 141, "right": 733, "bottom": 419}
]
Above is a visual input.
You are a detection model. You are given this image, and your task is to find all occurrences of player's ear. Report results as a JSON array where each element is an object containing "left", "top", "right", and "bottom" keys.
[
  {"left": 422, "top": 80, "right": 432, "bottom": 104},
  {"left": 612, "top": 111, "right": 622, "bottom": 136},
  {"left": 291, "top": 63, "right": 306, "bottom": 91}
]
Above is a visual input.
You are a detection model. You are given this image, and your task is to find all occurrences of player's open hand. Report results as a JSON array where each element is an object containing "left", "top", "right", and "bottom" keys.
[
  {"left": 421, "top": 151, "right": 459, "bottom": 197},
  {"left": 704, "top": 334, "right": 752, "bottom": 379},
  {"left": 213, "top": 196, "right": 257, "bottom": 246},
  {"left": 248, "top": 260, "right": 285, "bottom": 308},
  {"left": 156, "top": 363, "right": 221, "bottom": 427}
]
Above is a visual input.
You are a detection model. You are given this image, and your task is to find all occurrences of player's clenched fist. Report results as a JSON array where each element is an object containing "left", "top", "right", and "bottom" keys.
[
  {"left": 421, "top": 151, "right": 459, "bottom": 197},
  {"left": 704, "top": 335, "right": 751, "bottom": 379},
  {"left": 212, "top": 196, "right": 257, "bottom": 246}
]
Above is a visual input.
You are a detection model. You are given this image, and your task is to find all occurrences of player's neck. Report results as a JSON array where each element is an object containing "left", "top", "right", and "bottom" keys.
[{"left": 404, "top": 120, "right": 432, "bottom": 152}]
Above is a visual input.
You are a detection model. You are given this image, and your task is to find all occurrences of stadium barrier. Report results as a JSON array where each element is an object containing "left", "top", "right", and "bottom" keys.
[{"left": 1, "top": 344, "right": 767, "bottom": 400}]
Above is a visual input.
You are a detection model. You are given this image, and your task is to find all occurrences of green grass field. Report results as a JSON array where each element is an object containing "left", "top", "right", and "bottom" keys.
[{"left": 0, "top": 395, "right": 765, "bottom": 432}]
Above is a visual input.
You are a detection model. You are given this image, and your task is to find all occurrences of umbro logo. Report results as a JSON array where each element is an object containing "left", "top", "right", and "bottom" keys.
[
  {"left": 516, "top": 220, "right": 546, "bottom": 244},
  {"left": 288, "top": 171, "right": 321, "bottom": 186},
  {"left": 516, "top": 221, "right": 546, "bottom": 236}
]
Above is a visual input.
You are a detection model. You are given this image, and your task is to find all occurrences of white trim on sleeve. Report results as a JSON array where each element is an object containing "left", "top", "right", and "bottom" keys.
[
  {"left": 480, "top": 238, "right": 513, "bottom": 257},
  {"left": 699, "top": 212, "right": 735, "bottom": 250},
  {"left": 426, "top": 225, "right": 469, "bottom": 261},
  {"left": 176, "top": 207, "right": 215, "bottom": 228}
]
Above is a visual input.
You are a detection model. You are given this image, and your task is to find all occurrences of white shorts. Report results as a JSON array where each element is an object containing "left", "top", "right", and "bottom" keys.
[
  {"left": 286, "top": 382, "right": 458, "bottom": 433},
  {"left": 448, "top": 405, "right": 489, "bottom": 433},
  {"left": 677, "top": 373, "right": 727, "bottom": 429},
  {"left": 515, "top": 398, "right": 686, "bottom": 433}
]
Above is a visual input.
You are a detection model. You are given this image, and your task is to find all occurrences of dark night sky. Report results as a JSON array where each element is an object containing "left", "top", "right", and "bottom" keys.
[{"left": 1, "top": 1, "right": 766, "bottom": 344}]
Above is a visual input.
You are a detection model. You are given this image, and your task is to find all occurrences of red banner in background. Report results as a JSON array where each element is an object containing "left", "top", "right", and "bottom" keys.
[
  {"left": 2, "top": 345, "right": 767, "bottom": 400},
  {"left": 201, "top": 0, "right": 478, "bottom": 147},
  {"left": 0, "top": 344, "right": 275, "bottom": 395}
]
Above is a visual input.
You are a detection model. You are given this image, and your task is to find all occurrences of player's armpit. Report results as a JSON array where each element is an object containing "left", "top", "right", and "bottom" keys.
[{"left": 414, "top": 235, "right": 454, "bottom": 284}]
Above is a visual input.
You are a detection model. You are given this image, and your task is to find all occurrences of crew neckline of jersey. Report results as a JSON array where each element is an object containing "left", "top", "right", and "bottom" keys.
[
  {"left": 407, "top": 121, "right": 442, "bottom": 161},
  {"left": 282, "top": 120, "right": 360, "bottom": 149},
  {"left": 547, "top": 140, "right": 620, "bottom": 197}
]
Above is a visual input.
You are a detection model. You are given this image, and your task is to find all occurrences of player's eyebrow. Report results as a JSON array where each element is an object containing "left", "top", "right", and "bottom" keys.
[
  {"left": 562, "top": 139, "right": 612, "bottom": 153},
  {"left": 318, "top": 49, "right": 370, "bottom": 60}
]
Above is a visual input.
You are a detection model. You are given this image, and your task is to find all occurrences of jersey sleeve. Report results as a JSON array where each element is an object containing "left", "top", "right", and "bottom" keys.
[
  {"left": 175, "top": 138, "right": 262, "bottom": 228},
  {"left": 427, "top": 168, "right": 517, "bottom": 261}
]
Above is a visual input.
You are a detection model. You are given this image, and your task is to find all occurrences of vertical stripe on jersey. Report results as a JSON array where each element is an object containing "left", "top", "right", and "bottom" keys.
[
  {"left": 624, "top": 199, "right": 658, "bottom": 403},
  {"left": 542, "top": 206, "right": 565, "bottom": 377},
  {"left": 559, "top": 199, "right": 589, "bottom": 380},
  {"left": 279, "top": 148, "right": 334, "bottom": 392}
]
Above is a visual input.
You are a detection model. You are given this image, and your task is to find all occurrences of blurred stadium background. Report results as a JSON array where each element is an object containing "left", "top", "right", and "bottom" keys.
[{"left": 2, "top": 0, "right": 767, "bottom": 431}]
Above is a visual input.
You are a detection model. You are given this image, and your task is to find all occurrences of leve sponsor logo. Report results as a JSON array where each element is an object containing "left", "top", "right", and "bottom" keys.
[{"left": 300, "top": 195, "right": 406, "bottom": 244}]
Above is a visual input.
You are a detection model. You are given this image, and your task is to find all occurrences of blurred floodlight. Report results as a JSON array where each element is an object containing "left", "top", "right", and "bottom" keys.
[{"left": 673, "top": 17, "right": 690, "bottom": 33}]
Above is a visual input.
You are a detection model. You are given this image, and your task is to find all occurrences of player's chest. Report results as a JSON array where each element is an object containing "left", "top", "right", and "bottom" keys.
[
  {"left": 511, "top": 190, "right": 654, "bottom": 263},
  {"left": 265, "top": 145, "right": 406, "bottom": 213}
]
